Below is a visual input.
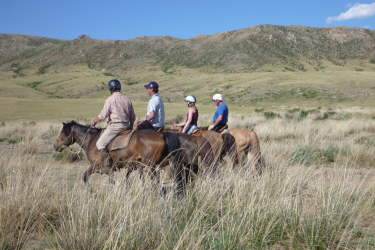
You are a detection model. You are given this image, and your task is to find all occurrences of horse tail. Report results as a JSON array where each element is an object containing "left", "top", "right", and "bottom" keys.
[{"left": 248, "top": 131, "right": 265, "bottom": 175}]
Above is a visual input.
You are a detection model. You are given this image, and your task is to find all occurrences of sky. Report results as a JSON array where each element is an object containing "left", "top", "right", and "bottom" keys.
[{"left": 1, "top": 0, "right": 375, "bottom": 40}]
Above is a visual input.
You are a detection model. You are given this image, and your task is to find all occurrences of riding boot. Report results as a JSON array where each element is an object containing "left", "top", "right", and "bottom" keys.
[{"left": 100, "top": 149, "right": 113, "bottom": 169}]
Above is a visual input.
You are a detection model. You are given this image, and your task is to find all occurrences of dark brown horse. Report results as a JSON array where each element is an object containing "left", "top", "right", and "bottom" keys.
[
  {"left": 163, "top": 128, "right": 238, "bottom": 165},
  {"left": 54, "top": 121, "right": 214, "bottom": 195},
  {"left": 54, "top": 121, "right": 170, "bottom": 181}
]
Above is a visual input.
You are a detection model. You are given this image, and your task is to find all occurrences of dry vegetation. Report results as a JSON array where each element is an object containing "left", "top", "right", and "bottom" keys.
[{"left": 1, "top": 108, "right": 375, "bottom": 250}]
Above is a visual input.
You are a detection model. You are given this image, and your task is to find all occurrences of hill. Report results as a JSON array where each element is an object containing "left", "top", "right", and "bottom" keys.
[
  {"left": 1, "top": 25, "right": 375, "bottom": 105},
  {"left": 2, "top": 25, "right": 375, "bottom": 73}
]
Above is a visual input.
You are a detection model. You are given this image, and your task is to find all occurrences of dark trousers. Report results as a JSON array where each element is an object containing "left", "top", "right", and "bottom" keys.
[{"left": 212, "top": 124, "right": 227, "bottom": 132}]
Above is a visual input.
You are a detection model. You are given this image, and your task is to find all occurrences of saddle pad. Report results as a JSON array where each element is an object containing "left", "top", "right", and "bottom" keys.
[{"left": 108, "top": 129, "right": 135, "bottom": 151}]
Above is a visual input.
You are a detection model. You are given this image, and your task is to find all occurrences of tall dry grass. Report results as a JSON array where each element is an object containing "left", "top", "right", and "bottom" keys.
[{"left": 0, "top": 109, "right": 375, "bottom": 249}]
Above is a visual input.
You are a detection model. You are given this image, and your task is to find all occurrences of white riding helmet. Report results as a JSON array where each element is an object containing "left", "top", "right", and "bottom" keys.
[
  {"left": 185, "top": 95, "right": 196, "bottom": 103},
  {"left": 212, "top": 93, "right": 223, "bottom": 101}
]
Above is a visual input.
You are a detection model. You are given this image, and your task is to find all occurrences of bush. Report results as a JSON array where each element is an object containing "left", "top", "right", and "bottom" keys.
[
  {"left": 38, "top": 64, "right": 51, "bottom": 74},
  {"left": 291, "top": 145, "right": 339, "bottom": 165},
  {"left": 315, "top": 111, "right": 337, "bottom": 120},
  {"left": 263, "top": 111, "right": 281, "bottom": 120},
  {"left": 254, "top": 108, "right": 264, "bottom": 113},
  {"left": 6, "top": 136, "right": 24, "bottom": 144},
  {"left": 298, "top": 110, "right": 309, "bottom": 120},
  {"left": 291, "top": 146, "right": 321, "bottom": 166},
  {"left": 321, "top": 145, "right": 339, "bottom": 163},
  {"left": 27, "top": 81, "right": 43, "bottom": 89}
]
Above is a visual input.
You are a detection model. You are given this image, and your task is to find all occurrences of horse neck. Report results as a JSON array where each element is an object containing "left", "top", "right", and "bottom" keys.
[{"left": 72, "top": 124, "right": 98, "bottom": 151}]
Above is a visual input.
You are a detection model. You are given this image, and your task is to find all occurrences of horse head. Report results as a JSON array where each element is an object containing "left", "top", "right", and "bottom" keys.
[{"left": 53, "top": 121, "right": 77, "bottom": 152}]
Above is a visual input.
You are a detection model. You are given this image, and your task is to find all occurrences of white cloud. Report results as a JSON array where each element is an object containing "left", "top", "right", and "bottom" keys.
[{"left": 327, "top": 2, "right": 375, "bottom": 23}]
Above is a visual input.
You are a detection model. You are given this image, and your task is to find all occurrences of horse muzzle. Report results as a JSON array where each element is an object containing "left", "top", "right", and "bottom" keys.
[{"left": 53, "top": 143, "right": 65, "bottom": 152}]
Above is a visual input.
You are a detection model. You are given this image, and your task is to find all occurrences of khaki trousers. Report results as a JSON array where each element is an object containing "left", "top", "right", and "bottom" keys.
[{"left": 96, "top": 122, "right": 130, "bottom": 150}]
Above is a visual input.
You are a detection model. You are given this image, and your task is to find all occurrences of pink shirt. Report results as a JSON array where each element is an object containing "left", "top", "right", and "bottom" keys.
[{"left": 98, "top": 92, "right": 136, "bottom": 126}]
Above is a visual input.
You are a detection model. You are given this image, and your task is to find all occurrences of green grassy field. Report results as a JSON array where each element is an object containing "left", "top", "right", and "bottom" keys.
[
  {"left": 1, "top": 63, "right": 375, "bottom": 125},
  {"left": 2, "top": 64, "right": 375, "bottom": 105}
]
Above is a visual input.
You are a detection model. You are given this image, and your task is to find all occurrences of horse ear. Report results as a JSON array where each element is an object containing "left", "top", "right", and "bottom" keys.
[{"left": 62, "top": 122, "right": 66, "bottom": 126}]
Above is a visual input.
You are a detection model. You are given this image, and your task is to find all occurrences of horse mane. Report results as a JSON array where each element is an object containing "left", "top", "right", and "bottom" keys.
[{"left": 64, "top": 120, "right": 103, "bottom": 134}]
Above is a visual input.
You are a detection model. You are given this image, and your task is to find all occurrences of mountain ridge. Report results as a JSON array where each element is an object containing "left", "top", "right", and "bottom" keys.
[{"left": 1, "top": 25, "right": 375, "bottom": 74}]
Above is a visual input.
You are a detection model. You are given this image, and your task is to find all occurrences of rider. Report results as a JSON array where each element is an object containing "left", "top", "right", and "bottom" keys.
[
  {"left": 139, "top": 81, "right": 165, "bottom": 131},
  {"left": 208, "top": 93, "right": 229, "bottom": 132},
  {"left": 174, "top": 96, "right": 199, "bottom": 135},
  {"left": 91, "top": 79, "right": 136, "bottom": 167}
]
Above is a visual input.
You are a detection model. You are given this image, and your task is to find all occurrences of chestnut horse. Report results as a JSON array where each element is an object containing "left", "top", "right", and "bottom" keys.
[
  {"left": 228, "top": 128, "right": 264, "bottom": 175},
  {"left": 165, "top": 127, "right": 264, "bottom": 175}
]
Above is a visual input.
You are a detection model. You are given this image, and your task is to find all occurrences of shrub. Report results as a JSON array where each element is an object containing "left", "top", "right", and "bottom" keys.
[
  {"left": 291, "top": 145, "right": 339, "bottom": 165},
  {"left": 254, "top": 108, "right": 264, "bottom": 113},
  {"left": 38, "top": 64, "right": 52, "bottom": 74},
  {"left": 315, "top": 111, "right": 337, "bottom": 120},
  {"left": 263, "top": 111, "right": 281, "bottom": 120},
  {"left": 7, "top": 136, "right": 24, "bottom": 144},
  {"left": 27, "top": 81, "right": 43, "bottom": 89},
  {"left": 291, "top": 145, "right": 321, "bottom": 166},
  {"left": 302, "top": 89, "right": 319, "bottom": 98},
  {"left": 321, "top": 145, "right": 339, "bottom": 163},
  {"left": 298, "top": 110, "right": 309, "bottom": 120}
]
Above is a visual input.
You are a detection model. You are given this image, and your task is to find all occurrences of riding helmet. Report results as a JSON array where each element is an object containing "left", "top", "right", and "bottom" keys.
[
  {"left": 108, "top": 79, "right": 121, "bottom": 92},
  {"left": 212, "top": 93, "right": 223, "bottom": 101},
  {"left": 185, "top": 95, "right": 196, "bottom": 103}
]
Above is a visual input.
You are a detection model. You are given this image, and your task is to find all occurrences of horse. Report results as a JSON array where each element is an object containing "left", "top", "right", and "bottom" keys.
[
  {"left": 54, "top": 121, "right": 214, "bottom": 195},
  {"left": 163, "top": 128, "right": 238, "bottom": 165},
  {"left": 228, "top": 128, "right": 265, "bottom": 175},
  {"left": 54, "top": 121, "right": 183, "bottom": 190},
  {"left": 165, "top": 126, "right": 264, "bottom": 175}
]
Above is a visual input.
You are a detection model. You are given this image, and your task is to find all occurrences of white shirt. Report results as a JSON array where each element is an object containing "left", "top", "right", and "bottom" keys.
[{"left": 147, "top": 94, "right": 165, "bottom": 128}]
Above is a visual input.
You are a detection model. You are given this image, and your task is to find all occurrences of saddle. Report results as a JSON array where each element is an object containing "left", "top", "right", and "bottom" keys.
[
  {"left": 217, "top": 125, "right": 229, "bottom": 133},
  {"left": 108, "top": 129, "right": 135, "bottom": 151}
]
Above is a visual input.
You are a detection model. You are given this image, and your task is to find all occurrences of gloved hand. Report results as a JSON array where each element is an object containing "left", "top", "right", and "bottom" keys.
[{"left": 208, "top": 124, "right": 215, "bottom": 130}]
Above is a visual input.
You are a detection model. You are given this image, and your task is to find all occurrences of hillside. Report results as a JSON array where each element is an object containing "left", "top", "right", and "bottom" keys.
[
  {"left": 1, "top": 25, "right": 375, "bottom": 104},
  {"left": 2, "top": 25, "right": 375, "bottom": 73}
]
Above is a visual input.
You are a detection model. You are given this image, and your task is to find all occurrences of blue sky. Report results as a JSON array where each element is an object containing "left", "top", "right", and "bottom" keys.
[{"left": 1, "top": 0, "right": 374, "bottom": 40}]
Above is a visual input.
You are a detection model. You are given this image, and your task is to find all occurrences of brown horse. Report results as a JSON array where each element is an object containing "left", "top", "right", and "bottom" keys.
[
  {"left": 54, "top": 121, "right": 214, "bottom": 195},
  {"left": 227, "top": 128, "right": 264, "bottom": 175},
  {"left": 165, "top": 127, "right": 264, "bottom": 175},
  {"left": 163, "top": 128, "right": 238, "bottom": 165},
  {"left": 54, "top": 121, "right": 172, "bottom": 182}
]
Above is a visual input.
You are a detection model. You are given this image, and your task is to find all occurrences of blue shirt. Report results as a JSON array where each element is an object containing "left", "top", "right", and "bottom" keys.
[{"left": 213, "top": 103, "right": 229, "bottom": 125}]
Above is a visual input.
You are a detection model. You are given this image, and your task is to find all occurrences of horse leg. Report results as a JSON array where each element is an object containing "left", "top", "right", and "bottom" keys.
[
  {"left": 83, "top": 166, "right": 94, "bottom": 184},
  {"left": 108, "top": 171, "right": 115, "bottom": 185}
]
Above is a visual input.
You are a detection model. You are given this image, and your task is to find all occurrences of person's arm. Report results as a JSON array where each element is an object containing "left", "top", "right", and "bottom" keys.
[
  {"left": 208, "top": 115, "right": 223, "bottom": 130},
  {"left": 129, "top": 102, "right": 136, "bottom": 128},
  {"left": 174, "top": 120, "right": 186, "bottom": 128},
  {"left": 91, "top": 99, "right": 110, "bottom": 127},
  {"left": 146, "top": 111, "right": 156, "bottom": 121},
  {"left": 182, "top": 109, "right": 194, "bottom": 133},
  {"left": 146, "top": 98, "right": 157, "bottom": 122},
  {"left": 212, "top": 115, "right": 223, "bottom": 127}
]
